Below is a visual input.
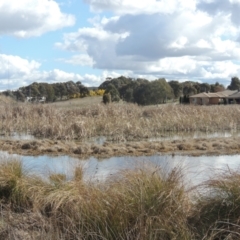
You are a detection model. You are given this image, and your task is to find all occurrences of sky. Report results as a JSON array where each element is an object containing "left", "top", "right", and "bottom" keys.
[{"left": 1, "top": 0, "right": 240, "bottom": 91}]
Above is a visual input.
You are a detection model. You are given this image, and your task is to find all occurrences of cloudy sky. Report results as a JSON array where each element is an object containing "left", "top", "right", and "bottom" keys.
[{"left": 0, "top": 0, "right": 240, "bottom": 91}]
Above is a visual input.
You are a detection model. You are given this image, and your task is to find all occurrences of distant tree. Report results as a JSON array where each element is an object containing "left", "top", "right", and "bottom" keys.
[
  {"left": 124, "top": 88, "right": 134, "bottom": 102},
  {"left": 228, "top": 77, "right": 240, "bottom": 90},
  {"left": 45, "top": 85, "right": 55, "bottom": 102},
  {"left": 182, "top": 84, "right": 197, "bottom": 96},
  {"left": 65, "top": 81, "right": 79, "bottom": 98},
  {"left": 99, "top": 76, "right": 132, "bottom": 93},
  {"left": 133, "top": 83, "right": 151, "bottom": 105},
  {"left": 120, "top": 82, "right": 137, "bottom": 102},
  {"left": 199, "top": 83, "right": 211, "bottom": 93},
  {"left": 105, "top": 84, "right": 120, "bottom": 102},
  {"left": 133, "top": 79, "right": 173, "bottom": 105},
  {"left": 28, "top": 83, "right": 40, "bottom": 97},
  {"left": 76, "top": 81, "right": 89, "bottom": 97},
  {"left": 210, "top": 82, "right": 225, "bottom": 92},
  {"left": 57, "top": 83, "right": 68, "bottom": 100},
  {"left": 15, "top": 90, "right": 25, "bottom": 101},
  {"left": 168, "top": 80, "right": 182, "bottom": 98},
  {"left": 153, "top": 78, "right": 173, "bottom": 103},
  {"left": 38, "top": 84, "right": 47, "bottom": 96}
]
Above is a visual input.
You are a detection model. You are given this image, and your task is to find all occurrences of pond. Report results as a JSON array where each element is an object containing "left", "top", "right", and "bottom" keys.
[{"left": 1, "top": 152, "right": 240, "bottom": 186}]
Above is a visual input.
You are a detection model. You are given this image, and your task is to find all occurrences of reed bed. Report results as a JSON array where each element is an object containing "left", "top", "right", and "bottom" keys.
[
  {"left": 0, "top": 102, "right": 240, "bottom": 141},
  {"left": 1, "top": 159, "right": 240, "bottom": 239}
]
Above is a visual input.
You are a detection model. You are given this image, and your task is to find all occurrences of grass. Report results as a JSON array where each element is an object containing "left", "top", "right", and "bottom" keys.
[
  {"left": 0, "top": 159, "right": 192, "bottom": 239},
  {"left": 0, "top": 100, "right": 240, "bottom": 141},
  {"left": 190, "top": 169, "right": 240, "bottom": 239},
  {"left": 2, "top": 158, "right": 240, "bottom": 239}
]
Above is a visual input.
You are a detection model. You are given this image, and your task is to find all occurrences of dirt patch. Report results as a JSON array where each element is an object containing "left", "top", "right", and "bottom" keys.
[{"left": 0, "top": 137, "right": 240, "bottom": 158}]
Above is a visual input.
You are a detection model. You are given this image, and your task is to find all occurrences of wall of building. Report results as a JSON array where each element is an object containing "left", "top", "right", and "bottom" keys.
[{"left": 209, "top": 98, "right": 219, "bottom": 105}]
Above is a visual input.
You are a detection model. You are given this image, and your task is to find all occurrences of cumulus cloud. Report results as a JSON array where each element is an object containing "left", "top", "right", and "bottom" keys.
[
  {"left": 197, "top": 0, "right": 240, "bottom": 26},
  {"left": 54, "top": 0, "right": 240, "bottom": 86},
  {"left": 58, "top": 54, "right": 95, "bottom": 67},
  {"left": 84, "top": 0, "right": 197, "bottom": 15},
  {"left": 0, "top": 0, "right": 75, "bottom": 37},
  {"left": 0, "top": 54, "right": 81, "bottom": 90},
  {"left": 0, "top": 54, "right": 130, "bottom": 90}
]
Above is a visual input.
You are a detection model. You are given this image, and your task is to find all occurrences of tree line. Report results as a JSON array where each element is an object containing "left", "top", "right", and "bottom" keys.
[
  {"left": 3, "top": 81, "right": 89, "bottom": 102},
  {"left": 2, "top": 76, "right": 240, "bottom": 105},
  {"left": 99, "top": 76, "right": 230, "bottom": 105}
]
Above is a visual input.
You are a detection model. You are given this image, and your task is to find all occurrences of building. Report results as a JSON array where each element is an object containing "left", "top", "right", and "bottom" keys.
[
  {"left": 189, "top": 90, "right": 238, "bottom": 105},
  {"left": 226, "top": 91, "right": 240, "bottom": 104}
]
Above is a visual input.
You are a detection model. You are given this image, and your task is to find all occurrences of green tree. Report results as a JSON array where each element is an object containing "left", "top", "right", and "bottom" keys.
[
  {"left": 54, "top": 83, "right": 68, "bottom": 100},
  {"left": 15, "top": 90, "right": 25, "bottom": 101},
  {"left": 45, "top": 85, "right": 55, "bottom": 102},
  {"left": 210, "top": 82, "right": 225, "bottom": 92},
  {"left": 228, "top": 77, "right": 240, "bottom": 90},
  {"left": 38, "top": 84, "right": 47, "bottom": 97},
  {"left": 182, "top": 84, "right": 197, "bottom": 96},
  {"left": 105, "top": 84, "right": 120, "bottom": 102},
  {"left": 133, "top": 83, "right": 151, "bottom": 105},
  {"left": 65, "top": 81, "right": 79, "bottom": 97},
  {"left": 133, "top": 79, "right": 173, "bottom": 105},
  {"left": 168, "top": 80, "right": 182, "bottom": 98},
  {"left": 199, "top": 83, "right": 211, "bottom": 93},
  {"left": 76, "top": 81, "right": 89, "bottom": 97}
]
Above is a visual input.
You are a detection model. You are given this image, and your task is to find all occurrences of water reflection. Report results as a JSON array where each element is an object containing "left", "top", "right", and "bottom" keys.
[
  {"left": 1, "top": 152, "right": 240, "bottom": 186},
  {"left": 0, "top": 130, "right": 239, "bottom": 143},
  {"left": 0, "top": 132, "right": 35, "bottom": 140},
  {"left": 149, "top": 130, "right": 240, "bottom": 142}
]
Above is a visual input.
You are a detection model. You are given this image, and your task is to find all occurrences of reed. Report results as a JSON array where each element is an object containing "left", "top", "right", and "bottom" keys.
[{"left": 0, "top": 102, "right": 240, "bottom": 141}]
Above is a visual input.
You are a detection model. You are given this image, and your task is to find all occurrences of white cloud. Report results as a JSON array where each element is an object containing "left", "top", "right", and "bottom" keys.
[
  {"left": 59, "top": 54, "right": 95, "bottom": 67},
  {"left": 84, "top": 0, "right": 197, "bottom": 15},
  {"left": 0, "top": 54, "right": 132, "bottom": 90},
  {"left": 0, "top": 0, "right": 75, "bottom": 37},
  {"left": 1, "top": 53, "right": 240, "bottom": 91},
  {"left": 52, "top": 0, "right": 240, "bottom": 87},
  {"left": 0, "top": 54, "right": 83, "bottom": 90}
]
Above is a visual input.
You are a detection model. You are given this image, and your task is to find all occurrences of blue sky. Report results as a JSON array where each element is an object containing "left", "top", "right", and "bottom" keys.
[{"left": 1, "top": 0, "right": 240, "bottom": 91}]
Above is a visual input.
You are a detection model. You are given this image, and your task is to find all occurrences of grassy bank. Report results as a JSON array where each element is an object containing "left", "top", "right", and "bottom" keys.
[
  {"left": 0, "top": 101, "right": 240, "bottom": 141},
  {"left": 1, "top": 159, "right": 240, "bottom": 239}
]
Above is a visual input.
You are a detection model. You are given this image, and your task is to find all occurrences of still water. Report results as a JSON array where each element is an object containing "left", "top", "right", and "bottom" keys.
[
  {"left": 1, "top": 130, "right": 240, "bottom": 143},
  {"left": 1, "top": 152, "right": 240, "bottom": 186}
]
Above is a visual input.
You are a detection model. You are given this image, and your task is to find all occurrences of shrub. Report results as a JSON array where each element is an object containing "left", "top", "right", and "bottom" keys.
[{"left": 103, "top": 93, "right": 111, "bottom": 104}]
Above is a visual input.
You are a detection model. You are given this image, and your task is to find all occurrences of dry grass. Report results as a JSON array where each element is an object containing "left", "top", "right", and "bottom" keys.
[
  {"left": 0, "top": 95, "right": 15, "bottom": 104},
  {"left": 190, "top": 169, "right": 240, "bottom": 240},
  {"left": 48, "top": 96, "right": 102, "bottom": 109},
  {"left": 0, "top": 159, "right": 193, "bottom": 240},
  {"left": 0, "top": 101, "right": 240, "bottom": 141},
  {"left": 2, "top": 159, "right": 240, "bottom": 239}
]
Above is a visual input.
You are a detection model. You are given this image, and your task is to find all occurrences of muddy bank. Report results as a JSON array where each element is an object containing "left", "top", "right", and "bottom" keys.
[{"left": 1, "top": 137, "right": 240, "bottom": 158}]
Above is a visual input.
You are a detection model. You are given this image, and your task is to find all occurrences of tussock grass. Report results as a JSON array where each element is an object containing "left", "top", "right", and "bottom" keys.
[
  {"left": 0, "top": 102, "right": 240, "bottom": 140},
  {"left": 0, "top": 159, "right": 193, "bottom": 239},
  {"left": 190, "top": 169, "right": 240, "bottom": 240},
  {"left": 2, "top": 158, "right": 240, "bottom": 239}
]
